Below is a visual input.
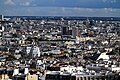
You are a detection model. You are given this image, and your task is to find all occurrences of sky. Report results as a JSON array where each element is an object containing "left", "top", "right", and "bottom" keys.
[{"left": 0, "top": 0, "right": 120, "bottom": 17}]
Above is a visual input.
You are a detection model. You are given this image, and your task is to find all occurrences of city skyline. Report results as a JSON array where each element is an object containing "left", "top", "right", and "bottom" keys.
[
  {"left": 0, "top": 1, "right": 120, "bottom": 79},
  {"left": 0, "top": 0, "right": 120, "bottom": 17}
]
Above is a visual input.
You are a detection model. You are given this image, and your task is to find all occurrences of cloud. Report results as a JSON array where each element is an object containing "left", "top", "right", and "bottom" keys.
[
  {"left": 1, "top": 0, "right": 120, "bottom": 8},
  {"left": 111, "top": 0, "right": 116, "bottom": 3},
  {"left": 16, "top": 0, "right": 34, "bottom": 6},
  {"left": 2, "top": 7, "right": 120, "bottom": 17},
  {"left": 102, "top": 0, "right": 107, "bottom": 3},
  {"left": 4, "top": 0, "right": 15, "bottom": 5},
  {"left": 21, "top": 2, "right": 31, "bottom": 6},
  {"left": 103, "top": 0, "right": 117, "bottom": 3},
  {"left": 1, "top": 0, "right": 120, "bottom": 16}
]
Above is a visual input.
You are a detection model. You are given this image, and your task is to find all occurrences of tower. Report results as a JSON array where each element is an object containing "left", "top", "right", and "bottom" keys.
[
  {"left": 62, "top": 26, "right": 69, "bottom": 35},
  {"left": 72, "top": 27, "right": 79, "bottom": 38},
  {"left": 0, "top": 15, "right": 4, "bottom": 21}
]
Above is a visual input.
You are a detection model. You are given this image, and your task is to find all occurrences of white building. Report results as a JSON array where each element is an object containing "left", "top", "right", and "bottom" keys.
[
  {"left": 26, "top": 47, "right": 31, "bottom": 54},
  {"left": 97, "top": 52, "right": 109, "bottom": 61},
  {"left": 111, "top": 67, "right": 120, "bottom": 72},
  {"left": 30, "top": 46, "right": 41, "bottom": 57},
  {"left": 26, "top": 46, "right": 41, "bottom": 57}
]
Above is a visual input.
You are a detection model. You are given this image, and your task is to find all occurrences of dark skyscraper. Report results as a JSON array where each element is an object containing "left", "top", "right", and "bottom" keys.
[
  {"left": 0, "top": 15, "right": 4, "bottom": 21},
  {"left": 72, "top": 27, "right": 79, "bottom": 38},
  {"left": 62, "top": 26, "right": 69, "bottom": 35}
]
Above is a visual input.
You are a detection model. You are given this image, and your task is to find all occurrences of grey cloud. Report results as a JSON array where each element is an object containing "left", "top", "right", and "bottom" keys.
[{"left": 2, "top": 7, "right": 120, "bottom": 17}]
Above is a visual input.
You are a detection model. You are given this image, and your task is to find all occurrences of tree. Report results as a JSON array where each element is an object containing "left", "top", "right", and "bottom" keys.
[{"left": 6, "top": 55, "right": 17, "bottom": 61}]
